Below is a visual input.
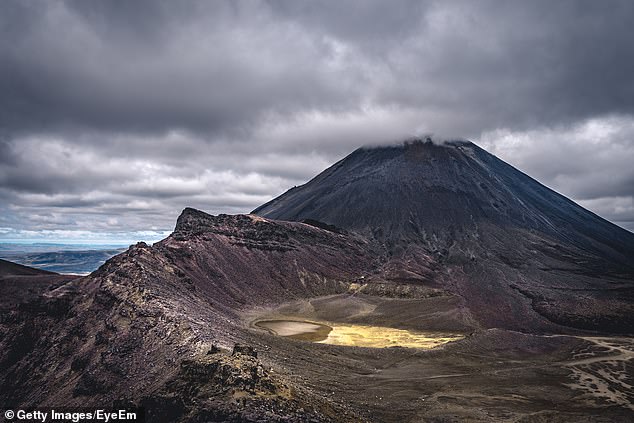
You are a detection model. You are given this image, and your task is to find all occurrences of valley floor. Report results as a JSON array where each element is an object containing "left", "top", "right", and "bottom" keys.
[{"left": 241, "top": 294, "right": 634, "bottom": 422}]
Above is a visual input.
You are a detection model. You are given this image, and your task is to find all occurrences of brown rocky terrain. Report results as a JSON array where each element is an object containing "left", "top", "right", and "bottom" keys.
[
  {"left": 1, "top": 141, "right": 633, "bottom": 422},
  {"left": 1, "top": 213, "right": 379, "bottom": 422}
]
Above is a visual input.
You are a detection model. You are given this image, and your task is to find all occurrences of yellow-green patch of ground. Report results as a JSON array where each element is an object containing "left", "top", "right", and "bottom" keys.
[{"left": 318, "top": 323, "right": 463, "bottom": 348}]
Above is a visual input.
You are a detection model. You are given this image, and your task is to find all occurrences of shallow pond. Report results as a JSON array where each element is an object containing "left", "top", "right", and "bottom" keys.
[{"left": 255, "top": 319, "right": 463, "bottom": 349}]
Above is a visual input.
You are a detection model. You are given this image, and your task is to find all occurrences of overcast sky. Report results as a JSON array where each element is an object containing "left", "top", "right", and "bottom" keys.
[{"left": 1, "top": 0, "right": 633, "bottom": 243}]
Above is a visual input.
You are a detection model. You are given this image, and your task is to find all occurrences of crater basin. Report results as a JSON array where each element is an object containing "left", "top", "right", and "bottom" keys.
[{"left": 255, "top": 319, "right": 464, "bottom": 349}]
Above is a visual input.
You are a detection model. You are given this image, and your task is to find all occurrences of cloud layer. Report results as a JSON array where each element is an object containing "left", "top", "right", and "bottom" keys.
[{"left": 1, "top": 0, "right": 633, "bottom": 241}]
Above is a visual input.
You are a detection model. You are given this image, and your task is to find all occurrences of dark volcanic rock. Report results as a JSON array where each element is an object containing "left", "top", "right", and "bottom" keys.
[
  {"left": 232, "top": 344, "right": 258, "bottom": 358},
  {"left": 254, "top": 140, "right": 634, "bottom": 333},
  {"left": 254, "top": 140, "right": 634, "bottom": 265},
  {"left": 160, "top": 211, "right": 379, "bottom": 312}
]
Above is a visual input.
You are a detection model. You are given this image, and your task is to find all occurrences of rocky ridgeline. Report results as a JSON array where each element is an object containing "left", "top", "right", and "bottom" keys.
[
  {"left": 172, "top": 207, "right": 370, "bottom": 254},
  {"left": 1, "top": 210, "right": 378, "bottom": 421},
  {"left": 1, "top": 238, "right": 357, "bottom": 421},
  {"left": 173, "top": 209, "right": 294, "bottom": 252}
]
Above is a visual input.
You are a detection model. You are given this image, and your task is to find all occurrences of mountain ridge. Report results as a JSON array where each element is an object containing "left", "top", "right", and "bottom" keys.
[{"left": 254, "top": 139, "right": 634, "bottom": 268}]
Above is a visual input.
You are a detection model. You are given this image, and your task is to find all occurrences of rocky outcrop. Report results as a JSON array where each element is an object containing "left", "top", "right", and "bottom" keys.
[{"left": 141, "top": 344, "right": 346, "bottom": 423}]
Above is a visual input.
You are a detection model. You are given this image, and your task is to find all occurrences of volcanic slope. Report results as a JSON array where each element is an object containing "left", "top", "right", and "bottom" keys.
[
  {"left": 2, "top": 209, "right": 633, "bottom": 421},
  {"left": 0, "top": 258, "right": 78, "bottom": 312},
  {"left": 0, "top": 213, "right": 380, "bottom": 422},
  {"left": 254, "top": 140, "right": 634, "bottom": 333}
]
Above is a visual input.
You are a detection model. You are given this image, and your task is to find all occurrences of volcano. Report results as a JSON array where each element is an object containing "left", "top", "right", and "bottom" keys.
[
  {"left": 2, "top": 140, "right": 633, "bottom": 422},
  {"left": 255, "top": 139, "right": 634, "bottom": 333},
  {"left": 255, "top": 140, "right": 634, "bottom": 265}
]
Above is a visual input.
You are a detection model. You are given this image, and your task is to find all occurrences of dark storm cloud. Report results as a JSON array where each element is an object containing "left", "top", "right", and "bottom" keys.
[
  {"left": 1, "top": 0, "right": 634, "bottom": 239},
  {"left": 0, "top": 139, "right": 17, "bottom": 165},
  {"left": 3, "top": 0, "right": 633, "bottom": 137},
  {"left": 0, "top": 0, "right": 360, "bottom": 136}
]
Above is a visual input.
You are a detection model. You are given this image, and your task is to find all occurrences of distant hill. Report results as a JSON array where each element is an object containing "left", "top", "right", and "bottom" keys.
[
  {"left": 0, "top": 258, "right": 78, "bottom": 312},
  {"left": 0, "top": 258, "right": 56, "bottom": 276},
  {"left": 0, "top": 247, "right": 126, "bottom": 274}
]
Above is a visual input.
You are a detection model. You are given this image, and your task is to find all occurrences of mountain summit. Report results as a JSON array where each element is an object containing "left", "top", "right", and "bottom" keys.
[
  {"left": 254, "top": 140, "right": 634, "bottom": 333},
  {"left": 254, "top": 139, "right": 634, "bottom": 267}
]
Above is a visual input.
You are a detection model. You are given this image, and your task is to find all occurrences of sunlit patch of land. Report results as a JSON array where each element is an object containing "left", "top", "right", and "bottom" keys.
[
  {"left": 255, "top": 319, "right": 463, "bottom": 348},
  {"left": 318, "top": 324, "right": 464, "bottom": 348}
]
